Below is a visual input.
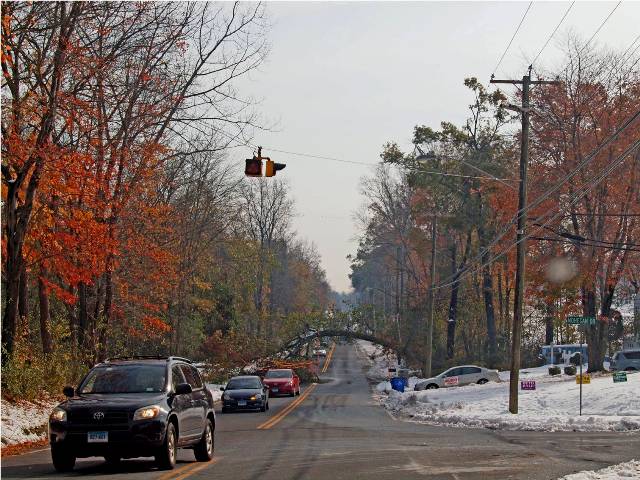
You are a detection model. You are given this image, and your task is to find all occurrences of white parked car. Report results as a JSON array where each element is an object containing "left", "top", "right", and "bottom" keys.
[
  {"left": 313, "top": 348, "right": 327, "bottom": 357},
  {"left": 414, "top": 365, "right": 500, "bottom": 391}
]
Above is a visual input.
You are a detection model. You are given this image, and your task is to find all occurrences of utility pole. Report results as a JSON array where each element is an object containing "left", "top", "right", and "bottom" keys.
[
  {"left": 424, "top": 216, "right": 437, "bottom": 378},
  {"left": 491, "top": 68, "right": 558, "bottom": 414}
]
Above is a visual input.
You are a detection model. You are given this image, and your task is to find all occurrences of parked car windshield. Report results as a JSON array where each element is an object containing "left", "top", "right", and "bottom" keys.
[
  {"left": 265, "top": 370, "right": 292, "bottom": 379},
  {"left": 79, "top": 364, "right": 167, "bottom": 394},
  {"left": 226, "top": 377, "right": 262, "bottom": 390}
]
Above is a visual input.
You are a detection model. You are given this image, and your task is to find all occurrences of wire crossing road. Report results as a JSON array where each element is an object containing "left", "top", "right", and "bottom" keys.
[{"left": 3, "top": 344, "right": 639, "bottom": 480}]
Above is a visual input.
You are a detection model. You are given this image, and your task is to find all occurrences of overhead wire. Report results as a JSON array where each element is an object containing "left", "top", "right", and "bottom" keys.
[
  {"left": 491, "top": 1, "right": 534, "bottom": 79},
  {"left": 581, "top": 1, "right": 622, "bottom": 53},
  {"left": 432, "top": 137, "right": 640, "bottom": 290},
  {"left": 530, "top": 1, "right": 575, "bottom": 68}
]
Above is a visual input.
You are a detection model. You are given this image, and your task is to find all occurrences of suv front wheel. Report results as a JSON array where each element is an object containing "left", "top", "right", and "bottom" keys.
[
  {"left": 194, "top": 419, "right": 214, "bottom": 461},
  {"left": 156, "top": 422, "right": 177, "bottom": 470},
  {"left": 51, "top": 444, "right": 76, "bottom": 472}
]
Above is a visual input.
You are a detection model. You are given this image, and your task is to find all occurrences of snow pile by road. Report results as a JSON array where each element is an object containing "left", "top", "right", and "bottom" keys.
[
  {"left": 355, "top": 340, "right": 399, "bottom": 381},
  {"left": 1, "top": 398, "right": 58, "bottom": 446},
  {"left": 206, "top": 384, "right": 224, "bottom": 403},
  {"left": 357, "top": 340, "right": 640, "bottom": 432},
  {"left": 558, "top": 460, "right": 640, "bottom": 479}
]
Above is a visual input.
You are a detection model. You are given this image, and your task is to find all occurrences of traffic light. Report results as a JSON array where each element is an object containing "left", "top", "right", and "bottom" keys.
[
  {"left": 244, "top": 147, "right": 286, "bottom": 178},
  {"left": 245, "top": 157, "right": 262, "bottom": 177},
  {"left": 265, "top": 159, "right": 286, "bottom": 177}
]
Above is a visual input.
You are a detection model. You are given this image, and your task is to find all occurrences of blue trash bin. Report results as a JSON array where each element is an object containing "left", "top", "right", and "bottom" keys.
[
  {"left": 390, "top": 377, "right": 405, "bottom": 392},
  {"left": 401, "top": 377, "right": 409, "bottom": 388}
]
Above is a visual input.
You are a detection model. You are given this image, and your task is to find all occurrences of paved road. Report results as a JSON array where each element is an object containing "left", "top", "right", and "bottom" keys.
[{"left": 3, "top": 343, "right": 639, "bottom": 479}]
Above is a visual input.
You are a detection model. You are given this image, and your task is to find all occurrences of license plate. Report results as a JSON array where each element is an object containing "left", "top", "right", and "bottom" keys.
[
  {"left": 87, "top": 431, "right": 108, "bottom": 443},
  {"left": 237, "top": 400, "right": 247, "bottom": 406},
  {"left": 272, "top": 388, "right": 278, "bottom": 393}
]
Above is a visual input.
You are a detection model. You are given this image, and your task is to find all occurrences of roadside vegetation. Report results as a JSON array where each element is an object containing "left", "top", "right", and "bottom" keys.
[
  {"left": 350, "top": 38, "right": 640, "bottom": 374},
  {"left": 1, "top": 2, "right": 334, "bottom": 400}
]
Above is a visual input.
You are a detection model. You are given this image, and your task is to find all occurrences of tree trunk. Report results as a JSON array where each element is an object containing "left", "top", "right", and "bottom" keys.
[
  {"left": 447, "top": 244, "right": 459, "bottom": 359},
  {"left": 582, "top": 285, "right": 605, "bottom": 373},
  {"left": 38, "top": 272, "right": 53, "bottom": 354},
  {"left": 481, "top": 263, "right": 497, "bottom": 365},
  {"left": 18, "top": 263, "right": 29, "bottom": 335},
  {"left": 545, "top": 301, "right": 555, "bottom": 346}
]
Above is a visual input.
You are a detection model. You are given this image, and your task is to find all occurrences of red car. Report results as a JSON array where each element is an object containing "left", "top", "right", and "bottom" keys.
[{"left": 262, "top": 369, "right": 300, "bottom": 397}]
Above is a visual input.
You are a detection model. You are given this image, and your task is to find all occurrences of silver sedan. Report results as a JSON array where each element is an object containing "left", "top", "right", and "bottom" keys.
[{"left": 414, "top": 365, "right": 500, "bottom": 391}]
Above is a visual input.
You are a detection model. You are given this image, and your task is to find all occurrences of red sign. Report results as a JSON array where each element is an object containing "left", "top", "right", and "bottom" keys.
[
  {"left": 444, "top": 376, "right": 459, "bottom": 386},
  {"left": 521, "top": 380, "right": 536, "bottom": 390}
]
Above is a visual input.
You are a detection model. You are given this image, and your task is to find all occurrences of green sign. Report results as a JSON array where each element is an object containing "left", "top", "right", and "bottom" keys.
[
  {"left": 613, "top": 372, "right": 627, "bottom": 383},
  {"left": 567, "top": 316, "right": 596, "bottom": 325}
]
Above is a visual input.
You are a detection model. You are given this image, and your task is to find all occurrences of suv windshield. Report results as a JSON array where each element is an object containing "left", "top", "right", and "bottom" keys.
[
  {"left": 265, "top": 370, "right": 292, "bottom": 379},
  {"left": 226, "top": 378, "right": 262, "bottom": 390},
  {"left": 79, "top": 364, "right": 167, "bottom": 394}
]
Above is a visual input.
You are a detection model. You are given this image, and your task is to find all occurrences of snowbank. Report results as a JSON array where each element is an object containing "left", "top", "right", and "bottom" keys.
[
  {"left": 206, "top": 384, "right": 224, "bottom": 403},
  {"left": 558, "top": 460, "right": 640, "bottom": 479},
  {"left": 1, "top": 398, "right": 58, "bottom": 446},
  {"left": 379, "top": 371, "right": 640, "bottom": 432},
  {"left": 355, "top": 340, "right": 399, "bottom": 381},
  {"left": 357, "top": 340, "right": 640, "bottom": 432}
]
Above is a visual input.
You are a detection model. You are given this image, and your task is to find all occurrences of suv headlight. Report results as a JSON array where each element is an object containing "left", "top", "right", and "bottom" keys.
[
  {"left": 133, "top": 405, "right": 161, "bottom": 421},
  {"left": 223, "top": 392, "right": 231, "bottom": 400},
  {"left": 50, "top": 407, "right": 67, "bottom": 422}
]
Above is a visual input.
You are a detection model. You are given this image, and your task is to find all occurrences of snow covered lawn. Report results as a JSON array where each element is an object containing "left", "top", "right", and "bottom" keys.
[
  {"left": 1, "top": 398, "right": 58, "bottom": 446},
  {"left": 357, "top": 340, "right": 640, "bottom": 432},
  {"left": 558, "top": 460, "right": 640, "bottom": 479}
]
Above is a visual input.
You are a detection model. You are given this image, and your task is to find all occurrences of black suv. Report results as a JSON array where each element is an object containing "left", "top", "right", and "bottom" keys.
[{"left": 48, "top": 356, "right": 215, "bottom": 471}]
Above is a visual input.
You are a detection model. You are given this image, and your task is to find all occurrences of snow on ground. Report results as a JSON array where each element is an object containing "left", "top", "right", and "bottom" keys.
[
  {"left": 354, "top": 340, "right": 399, "bottom": 381},
  {"left": 558, "top": 460, "right": 640, "bottom": 479},
  {"left": 206, "top": 384, "right": 224, "bottom": 403},
  {"left": 1, "top": 398, "right": 58, "bottom": 446},
  {"left": 356, "top": 340, "right": 640, "bottom": 432}
]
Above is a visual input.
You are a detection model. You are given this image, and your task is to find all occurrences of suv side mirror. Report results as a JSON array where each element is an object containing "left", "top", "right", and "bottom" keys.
[
  {"left": 175, "top": 383, "right": 192, "bottom": 395},
  {"left": 219, "top": 386, "right": 225, "bottom": 391},
  {"left": 63, "top": 386, "right": 75, "bottom": 397}
]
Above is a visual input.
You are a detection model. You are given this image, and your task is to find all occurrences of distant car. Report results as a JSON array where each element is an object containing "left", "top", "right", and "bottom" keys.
[
  {"left": 414, "top": 365, "right": 500, "bottom": 391},
  {"left": 221, "top": 376, "right": 269, "bottom": 413},
  {"left": 314, "top": 348, "right": 327, "bottom": 357},
  {"left": 48, "top": 357, "right": 215, "bottom": 472},
  {"left": 610, "top": 350, "right": 640, "bottom": 371},
  {"left": 262, "top": 369, "right": 300, "bottom": 397}
]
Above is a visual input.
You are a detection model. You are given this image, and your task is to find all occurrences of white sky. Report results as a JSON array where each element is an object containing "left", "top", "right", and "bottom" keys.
[{"left": 234, "top": 1, "right": 640, "bottom": 292}]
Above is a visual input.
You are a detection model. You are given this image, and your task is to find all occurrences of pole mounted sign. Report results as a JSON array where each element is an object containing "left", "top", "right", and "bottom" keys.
[
  {"left": 576, "top": 374, "right": 591, "bottom": 384},
  {"left": 567, "top": 316, "right": 596, "bottom": 326},
  {"left": 613, "top": 372, "right": 627, "bottom": 383}
]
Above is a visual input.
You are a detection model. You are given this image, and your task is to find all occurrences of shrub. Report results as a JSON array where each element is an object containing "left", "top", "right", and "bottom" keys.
[
  {"left": 564, "top": 365, "right": 577, "bottom": 375},
  {"left": 548, "top": 366, "right": 561, "bottom": 376},
  {"left": 1, "top": 321, "right": 90, "bottom": 401}
]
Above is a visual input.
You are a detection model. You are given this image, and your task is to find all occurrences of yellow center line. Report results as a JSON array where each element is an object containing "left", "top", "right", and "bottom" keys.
[
  {"left": 173, "top": 458, "right": 219, "bottom": 480},
  {"left": 157, "top": 458, "right": 221, "bottom": 480},
  {"left": 321, "top": 343, "right": 336, "bottom": 373},
  {"left": 157, "top": 462, "right": 200, "bottom": 480},
  {"left": 257, "top": 383, "right": 317, "bottom": 430}
]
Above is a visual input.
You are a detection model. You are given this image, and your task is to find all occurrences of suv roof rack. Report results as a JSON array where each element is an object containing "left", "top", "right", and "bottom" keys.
[{"left": 104, "top": 355, "right": 193, "bottom": 364}]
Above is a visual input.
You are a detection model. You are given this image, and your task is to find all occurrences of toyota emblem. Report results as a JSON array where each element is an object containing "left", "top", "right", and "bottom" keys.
[{"left": 93, "top": 411, "right": 105, "bottom": 421}]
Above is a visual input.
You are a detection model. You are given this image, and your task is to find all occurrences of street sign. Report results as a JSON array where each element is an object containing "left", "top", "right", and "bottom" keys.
[
  {"left": 520, "top": 380, "right": 536, "bottom": 390},
  {"left": 444, "top": 376, "right": 459, "bottom": 386},
  {"left": 576, "top": 373, "right": 591, "bottom": 384},
  {"left": 567, "top": 316, "right": 596, "bottom": 325},
  {"left": 613, "top": 372, "right": 627, "bottom": 383}
]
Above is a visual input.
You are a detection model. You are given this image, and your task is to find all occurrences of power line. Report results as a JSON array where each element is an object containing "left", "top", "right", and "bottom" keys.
[
  {"left": 530, "top": 1, "right": 575, "bottom": 68},
  {"left": 433, "top": 137, "right": 640, "bottom": 291},
  {"left": 531, "top": 236, "right": 640, "bottom": 253},
  {"left": 429, "top": 108, "right": 640, "bottom": 291},
  {"left": 491, "top": 1, "right": 533, "bottom": 79},
  {"left": 582, "top": 1, "right": 622, "bottom": 53}
]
